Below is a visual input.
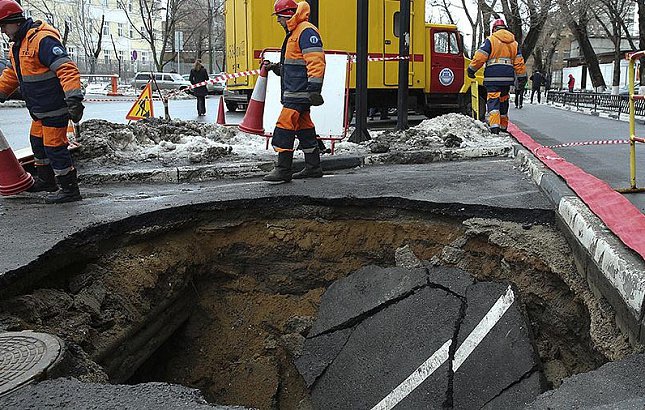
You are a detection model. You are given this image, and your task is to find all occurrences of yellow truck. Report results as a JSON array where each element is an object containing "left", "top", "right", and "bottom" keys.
[{"left": 223, "top": 0, "right": 485, "bottom": 118}]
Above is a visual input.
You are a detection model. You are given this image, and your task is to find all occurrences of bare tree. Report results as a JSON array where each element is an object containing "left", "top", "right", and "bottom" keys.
[
  {"left": 590, "top": 0, "right": 636, "bottom": 93},
  {"left": 557, "top": 0, "right": 606, "bottom": 90},
  {"left": 110, "top": 34, "right": 122, "bottom": 78}
]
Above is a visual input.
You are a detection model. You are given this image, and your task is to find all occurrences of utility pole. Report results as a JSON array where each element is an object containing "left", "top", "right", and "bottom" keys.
[
  {"left": 396, "top": 0, "right": 410, "bottom": 131},
  {"left": 349, "top": 0, "right": 370, "bottom": 143}
]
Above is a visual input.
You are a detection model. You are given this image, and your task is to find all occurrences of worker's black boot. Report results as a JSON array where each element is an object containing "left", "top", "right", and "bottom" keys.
[
  {"left": 263, "top": 151, "right": 293, "bottom": 183},
  {"left": 46, "top": 169, "right": 82, "bottom": 203},
  {"left": 27, "top": 164, "right": 58, "bottom": 192},
  {"left": 293, "top": 149, "right": 323, "bottom": 179}
]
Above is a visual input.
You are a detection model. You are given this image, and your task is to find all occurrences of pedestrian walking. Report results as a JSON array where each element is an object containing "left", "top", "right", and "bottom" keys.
[
  {"left": 567, "top": 74, "right": 575, "bottom": 93},
  {"left": 0, "top": 0, "right": 84, "bottom": 203},
  {"left": 189, "top": 59, "right": 209, "bottom": 116},
  {"left": 263, "top": 0, "right": 326, "bottom": 182},
  {"left": 530, "top": 70, "right": 544, "bottom": 104},
  {"left": 544, "top": 73, "right": 551, "bottom": 98},
  {"left": 467, "top": 18, "right": 527, "bottom": 134},
  {"left": 514, "top": 76, "right": 525, "bottom": 109}
]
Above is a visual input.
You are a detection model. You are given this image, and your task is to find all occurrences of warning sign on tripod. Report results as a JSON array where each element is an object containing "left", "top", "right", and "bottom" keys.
[{"left": 126, "top": 83, "right": 154, "bottom": 121}]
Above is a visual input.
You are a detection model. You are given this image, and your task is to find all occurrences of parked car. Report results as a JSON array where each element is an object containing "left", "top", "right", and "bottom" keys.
[
  {"left": 131, "top": 72, "right": 191, "bottom": 90},
  {"left": 209, "top": 73, "right": 226, "bottom": 95},
  {"left": 183, "top": 73, "right": 226, "bottom": 94}
]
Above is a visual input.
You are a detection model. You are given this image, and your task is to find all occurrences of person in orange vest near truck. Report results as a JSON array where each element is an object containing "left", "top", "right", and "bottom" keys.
[
  {"left": 0, "top": 0, "right": 84, "bottom": 203},
  {"left": 263, "top": 0, "right": 326, "bottom": 183},
  {"left": 467, "top": 18, "right": 526, "bottom": 134}
]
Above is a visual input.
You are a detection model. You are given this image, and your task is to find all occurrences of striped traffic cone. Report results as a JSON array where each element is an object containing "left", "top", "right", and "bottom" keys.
[
  {"left": 0, "top": 128, "right": 34, "bottom": 196},
  {"left": 238, "top": 63, "right": 269, "bottom": 135}
]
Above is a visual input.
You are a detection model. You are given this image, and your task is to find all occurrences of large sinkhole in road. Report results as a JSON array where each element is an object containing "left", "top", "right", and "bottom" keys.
[{"left": 0, "top": 202, "right": 634, "bottom": 408}]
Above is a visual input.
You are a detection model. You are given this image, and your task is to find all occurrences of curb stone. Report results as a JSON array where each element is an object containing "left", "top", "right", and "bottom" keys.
[{"left": 512, "top": 143, "right": 645, "bottom": 345}]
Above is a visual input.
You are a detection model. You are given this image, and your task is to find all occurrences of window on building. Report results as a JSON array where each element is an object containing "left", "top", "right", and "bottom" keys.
[
  {"left": 130, "top": 28, "right": 134, "bottom": 38},
  {"left": 128, "top": 1, "right": 133, "bottom": 12},
  {"left": 140, "top": 26, "right": 145, "bottom": 39},
  {"left": 103, "top": 0, "right": 108, "bottom": 6},
  {"left": 118, "top": 23, "right": 125, "bottom": 37},
  {"left": 67, "top": 46, "right": 76, "bottom": 60},
  {"left": 103, "top": 23, "right": 110, "bottom": 36},
  {"left": 141, "top": 51, "right": 148, "bottom": 62},
  {"left": 103, "top": 49, "right": 110, "bottom": 64},
  {"left": 118, "top": 49, "right": 125, "bottom": 61}
]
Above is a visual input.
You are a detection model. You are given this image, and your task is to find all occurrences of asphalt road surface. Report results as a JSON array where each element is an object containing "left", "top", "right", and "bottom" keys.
[{"left": 510, "top": 101, "right": 645, "bottom": 212}]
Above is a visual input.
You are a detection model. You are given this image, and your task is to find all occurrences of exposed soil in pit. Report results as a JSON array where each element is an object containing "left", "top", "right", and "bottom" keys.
[{"left": 0, "top": 206, "right": 638, "bottom": 409}]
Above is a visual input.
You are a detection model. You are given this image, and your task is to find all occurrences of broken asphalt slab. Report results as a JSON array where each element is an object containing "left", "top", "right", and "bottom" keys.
[
  {"left": 525, "top": 353, "right": 645, "bottom": 409},
  {"left": 298, "top": 266, "right": 542, "bottom": 409},
  {"left": 0, "top": 378, "right": 246, "bottom": 410}
]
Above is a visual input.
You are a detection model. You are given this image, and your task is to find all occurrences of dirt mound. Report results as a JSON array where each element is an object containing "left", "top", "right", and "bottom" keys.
[
  {"left": 368, "top": 113, "right": 509, "bottom": 153},
  {"left": 75, "top": 119, "right": 236, "bottom": 166}
]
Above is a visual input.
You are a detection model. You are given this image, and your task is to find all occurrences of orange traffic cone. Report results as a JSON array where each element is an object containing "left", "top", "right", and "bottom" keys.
[
  {"left": 217, "top": 97, "right": 226, "bottom": 125},
  {"left": 238, "top": 63, "right": 269, "bottom": 135},
  {"left": 0, "top": 129, "right": 34, "bottom": 195}
]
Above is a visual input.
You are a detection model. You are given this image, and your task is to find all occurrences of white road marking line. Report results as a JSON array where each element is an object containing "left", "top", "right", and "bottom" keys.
[
  {"left": 371, "top": 339, "right": 452, "bottom": 410},
  {"left": 370, "top": 285, "right": 515, "bottom": 410},
  {"left": 453, "top": 285, "right": 515, "bottom": 371}
]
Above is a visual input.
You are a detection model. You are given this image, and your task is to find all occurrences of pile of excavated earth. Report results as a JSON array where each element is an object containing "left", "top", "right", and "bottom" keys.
[{"left": 72, "top": 113, "right": 512, "bottom": 169}]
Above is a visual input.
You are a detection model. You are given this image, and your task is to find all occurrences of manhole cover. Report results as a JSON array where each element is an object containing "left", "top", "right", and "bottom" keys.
[{"left": 0, "top": 331, "right": 63, "bottom": 397}]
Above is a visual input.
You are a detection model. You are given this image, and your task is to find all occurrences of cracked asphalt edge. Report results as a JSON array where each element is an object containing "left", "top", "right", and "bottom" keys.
[{"left": 512, "top": 143, "right": 645, "bottom": 346}]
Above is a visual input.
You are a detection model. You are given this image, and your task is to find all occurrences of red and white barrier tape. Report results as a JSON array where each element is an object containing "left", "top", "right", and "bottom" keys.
[
  {"left": 84, "top": 97, "right": 163, "bottom": 103},
  {"left": 544, "top": 139, "right": 631, "bottom": 149},
  {"left": 99, "top": 55, "right": 410, "bottom": 102}
]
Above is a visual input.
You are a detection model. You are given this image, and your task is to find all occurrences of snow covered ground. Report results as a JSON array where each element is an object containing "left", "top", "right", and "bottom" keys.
[{"left": 73, "top": 113, "right": 512, "bottom": 172}]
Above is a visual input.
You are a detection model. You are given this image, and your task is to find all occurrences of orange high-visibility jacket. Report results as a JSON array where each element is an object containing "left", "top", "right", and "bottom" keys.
[
  {"left": 0, "top": 19, "right": 82, "bottom": 118},
  {"left": 467, "top": 29, "right": 526, "bottom": 87},
  {"left": 278, "top": 1, "right": 326, "bottom": 105}
]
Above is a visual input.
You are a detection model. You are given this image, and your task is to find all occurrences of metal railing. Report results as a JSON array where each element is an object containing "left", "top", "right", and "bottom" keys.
[{"left": 546, "top": 90, "right": 645, "bottom": 117}]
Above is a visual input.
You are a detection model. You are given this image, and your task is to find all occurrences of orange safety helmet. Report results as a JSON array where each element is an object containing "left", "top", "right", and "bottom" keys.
[
  {"left": 0, "top": 0, "right": 24, "bottom": 24},
  {"left": 273, "top": 0, "right": 298, "bottom": 17},
  {"left": 491, "top": 18, "right": 507, "bottom": 31}
]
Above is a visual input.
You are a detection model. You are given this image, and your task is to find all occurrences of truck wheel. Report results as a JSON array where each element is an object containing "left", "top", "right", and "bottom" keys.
[{"left": 226, "top": 101, "right": 238, "bottom": 112}]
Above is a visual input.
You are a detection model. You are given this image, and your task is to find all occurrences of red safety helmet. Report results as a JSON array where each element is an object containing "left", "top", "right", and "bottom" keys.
[
  {"left": 0, "top": 0, "right": 24, "bottom": 24},
  {"left": 491, "top": 18, "right": 507, "bottom": 31},
  {"left": 273, "top": 0, "right": 298, "bottom": 17}
]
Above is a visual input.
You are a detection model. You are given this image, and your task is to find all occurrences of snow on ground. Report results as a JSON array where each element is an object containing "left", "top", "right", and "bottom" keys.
[
  {"left": 74, "top": 113, "right": 511, "bottom": 171},
  {"left": 0, "top": 100, "right": 26, "bottom": 108}
]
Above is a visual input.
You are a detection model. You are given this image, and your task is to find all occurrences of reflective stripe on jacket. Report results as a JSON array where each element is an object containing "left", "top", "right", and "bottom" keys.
[
  {"left": 467, "top": 29, "right": 526, "bottom": 87},
  {"left": 279, "top": 1, "right": 326, "bottom": 105},
  {"left": 0, "top": 19, "right": 82, "bottom": 118}
]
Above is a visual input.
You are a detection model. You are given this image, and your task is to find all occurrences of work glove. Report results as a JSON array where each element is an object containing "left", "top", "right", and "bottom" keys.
[
  {"left": 67, "top": 99, "right": 85, "bottom": 123},
  {"left": 467, "top": 68, "right": 476, "bottom": 79},
  {"left": 309, "top": 91, "right": 324, "bottom": 106},
  {"left": 262, "top": 60, "right": 281, "bottom": 76}
]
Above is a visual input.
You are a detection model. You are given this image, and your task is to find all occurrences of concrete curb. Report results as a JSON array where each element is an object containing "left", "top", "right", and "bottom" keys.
[{"left": 513, "top": 145, "right": 645, "bottom": 345}]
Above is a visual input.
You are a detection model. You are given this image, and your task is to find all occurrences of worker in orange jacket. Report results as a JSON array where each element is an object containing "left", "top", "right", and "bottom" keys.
[
  {"left": 263, "top": 0, "right": 326, "bottom": 183},
  {"left": 467, "top": 19, "right": 526, "bottom": 134},
  {"left": 0, "top": 0, "right": 84, "bottom": 203}
]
